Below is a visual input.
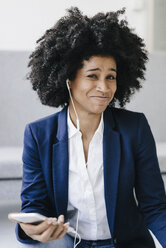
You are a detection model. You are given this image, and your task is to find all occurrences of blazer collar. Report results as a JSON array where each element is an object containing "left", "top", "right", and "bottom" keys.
[{"left": 56, "top": 106, "right": 68, "bottom": 141}]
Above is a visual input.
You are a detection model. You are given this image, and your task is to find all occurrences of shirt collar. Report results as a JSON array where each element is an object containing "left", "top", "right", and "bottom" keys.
[
  {"left": 67, "top": 107, "right": 79, "bottom": 139},
  {"left": 67, "top": 107, "right": 104, "bottom": 139}
]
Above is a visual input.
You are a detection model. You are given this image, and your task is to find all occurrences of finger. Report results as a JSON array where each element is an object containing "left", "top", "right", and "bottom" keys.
[
  {"left": 31, "top": 223, "right": 57, "bottom": 242},
  {"left": 56, "top": 222, "right": 69, "bottom": 240},
  {"left": 50, "top": 214, "right": 64, "bottom": 237},
  {"left": 57, "top": 215, "right": 64, "bottom": 224},
  {"left": 20, "top": 218, "right": 57, "bottom": 236},
  {"left": 52, "top": 215, "right": 65, "bottom": 236},
  {"left": 49, "top": 219, "right": 64, "bottom": 239},
  {"left": 26, "top": 215, "right": 64, "bottom": 241}
]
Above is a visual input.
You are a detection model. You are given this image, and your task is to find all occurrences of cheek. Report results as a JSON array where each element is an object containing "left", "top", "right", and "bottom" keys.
[
  {"left": 72, "top": 84, "right": 89, "bottom": 101},
  {"left": 109, "top": 83, "right": 117, "bottom": 94},
  {"left": 113, "top": 82, "right": 117, "bottom": 92},
  {"left": 74, "top": 83, "right": 93, "bottom": 95}
]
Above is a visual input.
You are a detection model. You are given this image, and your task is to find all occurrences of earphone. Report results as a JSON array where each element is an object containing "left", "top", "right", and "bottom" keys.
[
  {"left": 66, "top": 79, "right": 80, "bottom": 131},
  {"left": 66, "top": 79, "right": 81, "bottom": 247},
  {"left": 67, "top": 211, "right": 81, "bottom": 248},
  {"left": 74, "top": 211, "right": 81, "bottom": 248}
]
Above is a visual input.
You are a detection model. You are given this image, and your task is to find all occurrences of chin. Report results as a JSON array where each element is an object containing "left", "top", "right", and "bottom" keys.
[{"left": 90, "top": 105, "right": 108, "bottom": 115}]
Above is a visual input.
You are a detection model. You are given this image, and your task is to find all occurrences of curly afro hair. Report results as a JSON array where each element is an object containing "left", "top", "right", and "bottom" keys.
[{"left": 26, "top": 6, "right": 148, "bottom": 108}]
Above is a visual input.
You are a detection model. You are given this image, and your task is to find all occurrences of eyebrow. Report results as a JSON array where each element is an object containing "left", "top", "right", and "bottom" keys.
[{"left": 86, "top": 68, "right": 117, "bottom": 73}]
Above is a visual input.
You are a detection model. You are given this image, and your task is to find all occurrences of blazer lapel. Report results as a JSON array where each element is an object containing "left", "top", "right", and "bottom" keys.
[
  {"left": 103, "top": 107, "right": 121, "bottom": 237},
  {"left": 52, "top": 106, "right": 69, "bottom": 217}
]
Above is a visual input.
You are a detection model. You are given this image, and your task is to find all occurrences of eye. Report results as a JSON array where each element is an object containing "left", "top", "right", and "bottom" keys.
[
  {"left": 87, "top": 74, "right": 97, "bottom": 78},
  {"left": 107, "top": 75, "right": 116, "bottom": 80},
  {"left": 87, "top": 74, "right": 116, "bottom": 80}
]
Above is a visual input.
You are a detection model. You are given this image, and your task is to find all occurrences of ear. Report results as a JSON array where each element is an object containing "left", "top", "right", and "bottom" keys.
[{"left": 68, "top": 80, "right": 72, "bottom": 89}]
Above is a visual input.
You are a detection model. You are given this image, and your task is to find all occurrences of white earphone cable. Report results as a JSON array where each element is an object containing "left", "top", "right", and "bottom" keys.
[
  {"left": 66, "top": 79, "right": 81, "bottom": 247},
  {"left": 66, "top": 79, "right": 80, "bottom": 131},
  {"left": 73, "top": 210, "right": 81, "bottom": 248}
]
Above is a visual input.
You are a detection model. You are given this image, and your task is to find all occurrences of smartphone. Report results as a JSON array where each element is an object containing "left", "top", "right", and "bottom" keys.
[{"left": 8, "top": 212, "right": 47, "bottom": 224}]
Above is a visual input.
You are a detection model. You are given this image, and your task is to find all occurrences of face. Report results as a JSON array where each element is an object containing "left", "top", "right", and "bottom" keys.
[{"left": 69, "top": 56, "right": 117, "bottom": 115}]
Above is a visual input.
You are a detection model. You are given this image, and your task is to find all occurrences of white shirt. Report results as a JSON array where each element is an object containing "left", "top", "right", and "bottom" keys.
[{"left": 66, "top": 107, "right": 111, "bottom": 240}]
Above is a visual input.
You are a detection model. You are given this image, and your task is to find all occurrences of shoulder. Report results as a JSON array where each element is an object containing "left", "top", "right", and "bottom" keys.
[
  {"left": 111, "top": 106, "right": 144, "bottom": 122},
  {"left": 111, "top": 106, "right": 142, "bottom": 115},
  {"left": 24, "top": 107, "right": 65, "bottom": 141},
  {"left": 109, "top": 107, "right": 148, "bottom": 134}
]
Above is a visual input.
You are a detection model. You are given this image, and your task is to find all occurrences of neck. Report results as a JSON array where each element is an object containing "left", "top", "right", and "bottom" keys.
[{"left": 68, "top": 104, "right": 102, "bottom": 139}]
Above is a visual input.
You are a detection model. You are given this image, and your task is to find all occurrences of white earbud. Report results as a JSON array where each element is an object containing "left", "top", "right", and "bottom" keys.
[{"left": 66, "top": 79, "right": 80, "bottom": 131}]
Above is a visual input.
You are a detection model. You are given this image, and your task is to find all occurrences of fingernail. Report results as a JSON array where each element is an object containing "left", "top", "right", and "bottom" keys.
[
  {"left": 64, "top": 222, "right": 70, "bottom": 228},
  {"left": 52, "top": 218, "right": 57, "bottom": 225},
  {"left": 59, "top": 215, "right": 64, "bottom": 223},
  {"left": 47, "top": 218, "right": 53, "bottom": 225}
]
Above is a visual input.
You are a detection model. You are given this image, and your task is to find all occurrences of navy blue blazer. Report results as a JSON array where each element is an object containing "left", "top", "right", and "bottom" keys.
[{"left": 16, "top": 106, "right": 166, "bottom": 248}]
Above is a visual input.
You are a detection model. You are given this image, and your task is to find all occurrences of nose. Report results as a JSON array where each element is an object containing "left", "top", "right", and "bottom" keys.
[{"left": 96, "top": 80, "right": 109, "bottom": 93}]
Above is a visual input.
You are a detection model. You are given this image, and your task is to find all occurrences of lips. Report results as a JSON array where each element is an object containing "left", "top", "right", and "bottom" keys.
[{"left": 90, "top": 96, "right": 110, "bottom": 102}]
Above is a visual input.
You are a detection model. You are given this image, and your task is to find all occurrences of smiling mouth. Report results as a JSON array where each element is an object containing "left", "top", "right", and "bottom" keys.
[{"left": 90, "top": 96, "right": 110, "bottom": 102}]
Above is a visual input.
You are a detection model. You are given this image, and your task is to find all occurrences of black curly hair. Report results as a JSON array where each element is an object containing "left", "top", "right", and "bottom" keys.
[{"left": 26, "top": 6, "right": 148, "bottom": 108}]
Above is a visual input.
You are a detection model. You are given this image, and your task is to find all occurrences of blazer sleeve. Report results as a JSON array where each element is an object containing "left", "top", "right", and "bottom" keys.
[
  {"left": 135, "top": 113, "right": 166, "bottom": 247},
  {"left": 16, "top": 124, "right": 51, "bottom": 244}
]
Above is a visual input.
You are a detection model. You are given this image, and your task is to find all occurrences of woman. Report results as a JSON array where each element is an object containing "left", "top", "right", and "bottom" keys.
[{"left": 15, "top": 6, "right": 166, "bottom": 248}]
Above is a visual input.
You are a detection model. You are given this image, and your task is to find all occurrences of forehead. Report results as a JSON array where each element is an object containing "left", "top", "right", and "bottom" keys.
[{"left": 82, "top": 56, "right": 117, "bottom": 70}]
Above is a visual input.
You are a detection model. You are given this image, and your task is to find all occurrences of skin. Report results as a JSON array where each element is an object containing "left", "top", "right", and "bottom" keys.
[
  {"left": 10, "top": 215, "right": 69, "bottom": 242},
  {"left": 68, "top": 55, "right": 117, "bottom": 162},
  {"left": 14, "top": 56, "right": 117, "bottom": 243}
]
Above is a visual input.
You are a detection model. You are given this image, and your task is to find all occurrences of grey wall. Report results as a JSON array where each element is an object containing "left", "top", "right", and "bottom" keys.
[
  {"left": 154, "top": 0, "right": 166, "bottom": 50},
  {"left": 126, "top": 52, "right": 166, "bottom": 142},
  {"left": 0, "top": 51, "right": 60, "bottom": 147},
  {"left": 0, "top": 50, "right": 166, "bottom": 146}
]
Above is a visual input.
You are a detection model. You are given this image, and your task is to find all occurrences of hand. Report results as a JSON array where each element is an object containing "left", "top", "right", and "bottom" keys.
[{"left": 19, "top": 215, "right": 69, "bottom": 242}]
